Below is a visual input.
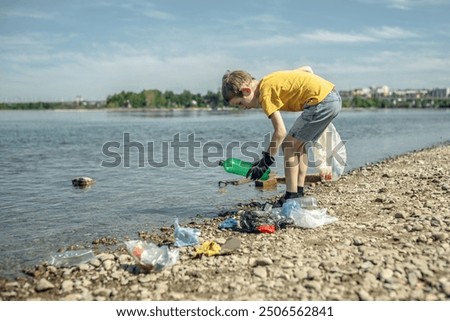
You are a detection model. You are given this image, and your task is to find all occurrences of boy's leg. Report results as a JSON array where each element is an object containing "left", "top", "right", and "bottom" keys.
[
  {"left": 287, "top": 89, "right": 342, "bottom": 196},
  {"left": 297, "top": 147, "right": 308, "bottom": 196},
  {"left": 282, "top": 135, "right": 305, "bottom": 196}
]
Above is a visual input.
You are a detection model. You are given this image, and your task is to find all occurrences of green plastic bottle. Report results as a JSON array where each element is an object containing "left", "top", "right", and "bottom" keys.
[{"left": 218, "top": 158, "right": 270, "bottom": 181}]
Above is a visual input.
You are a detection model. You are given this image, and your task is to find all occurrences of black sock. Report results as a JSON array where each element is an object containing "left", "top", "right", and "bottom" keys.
[
  {"left": 284, "top": 191, "right": 298, "bottom": 199},
  {"left": 297, "top": 186, "right": 304, "bottom": 197}
]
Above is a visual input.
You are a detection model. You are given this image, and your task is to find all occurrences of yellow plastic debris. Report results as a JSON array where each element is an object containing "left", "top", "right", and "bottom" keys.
[{"left": 195, "top": 240, "right": 221, "bottom": 257}]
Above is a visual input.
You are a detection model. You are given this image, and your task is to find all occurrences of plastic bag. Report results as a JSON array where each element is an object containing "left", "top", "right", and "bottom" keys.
[
  {"left": 281, "top": 196, "right": 318, "bottom": 216},
  {"left": 280, "top": 199, "right": 337, "bottom": 228},
  {"left": 125, "top": 240, "right": 179, "bottom": 272},
  {"left": 281, "top": 199, "right": 301, "bottom": 217},
  {"left": 240, "top": 210, "right": 278, "bottom": 233},
  {"left": 308, "top": 122, "right": 347, "bottom": 181},
  {"left": 219, "top": 217, "right": 239, "bottom": 230},
  {"left": 174, "top": 218, "right": 201, "bottom": 247},
  {"left": 49, "top": 249, "right": 95, "bottom": 267}
]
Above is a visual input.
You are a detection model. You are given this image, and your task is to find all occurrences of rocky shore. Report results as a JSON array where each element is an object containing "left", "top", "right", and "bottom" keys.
[{"left": 1, "top": 144, "right": 449, "bottom": 301}]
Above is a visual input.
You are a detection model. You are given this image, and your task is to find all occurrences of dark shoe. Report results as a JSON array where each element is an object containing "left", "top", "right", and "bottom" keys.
[{"left": 277, "top": 192, "right": 298, "bottom": 206}]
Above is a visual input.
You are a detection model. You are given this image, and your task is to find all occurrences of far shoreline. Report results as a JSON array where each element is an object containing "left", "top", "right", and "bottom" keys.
[{"left": 1, "top": 106, "right": 448, "bottom": 113}]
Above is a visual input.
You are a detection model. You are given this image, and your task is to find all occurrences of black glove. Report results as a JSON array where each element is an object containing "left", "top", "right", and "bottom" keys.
[{"left": 246, "top": 151, "right": 275, "bottom": 180}]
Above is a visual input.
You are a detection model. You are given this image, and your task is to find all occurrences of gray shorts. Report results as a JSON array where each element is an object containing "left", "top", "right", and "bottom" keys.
[{"left": 288, "top": 88, "right": 342, "bottom": 142}]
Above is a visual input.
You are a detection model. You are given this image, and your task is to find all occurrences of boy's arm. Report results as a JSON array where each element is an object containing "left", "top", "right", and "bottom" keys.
[
  {"left": 267, "top": 111, "right": 287, "bottom": 157},
  {"left": 246, "top": 110, "right": 285, "bottom": 180},
  {"left": 295, "top": 65, "right": 314, "bottom": 74}
]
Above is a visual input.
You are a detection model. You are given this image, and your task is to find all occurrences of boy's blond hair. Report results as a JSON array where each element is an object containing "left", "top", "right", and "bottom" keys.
[{"left": 221, "top": 70, "right": 254, "bottom": 103}]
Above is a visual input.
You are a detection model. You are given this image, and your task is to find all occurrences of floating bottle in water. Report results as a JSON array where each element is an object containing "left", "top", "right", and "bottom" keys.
[{"left": 218, "top": 158, "right": 270, "bottom": 181}]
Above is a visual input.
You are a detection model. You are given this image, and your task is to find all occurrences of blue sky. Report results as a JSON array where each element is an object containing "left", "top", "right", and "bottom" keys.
[{"left": 1, "top": 0, "right": 449, "bottom": 102}]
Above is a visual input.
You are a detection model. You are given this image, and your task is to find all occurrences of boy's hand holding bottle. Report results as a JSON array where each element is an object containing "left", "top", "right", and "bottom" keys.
[{"left": 246, "top": 151, "right": 275, "bottom": 181}]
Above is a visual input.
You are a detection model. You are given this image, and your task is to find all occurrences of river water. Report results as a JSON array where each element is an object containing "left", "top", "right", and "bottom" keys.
[{"left": 0, "top": 108, "right": 449, "bottom": 278}]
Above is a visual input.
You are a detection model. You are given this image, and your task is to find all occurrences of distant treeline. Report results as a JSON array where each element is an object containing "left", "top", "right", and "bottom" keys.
[
  {"left": 106, "top": 89, "right": 224, "bottom": 108},
  {"left": 1, "top": 89, "right": 449, "bottom": 110},
  {"left": 344, "top": 96, "right": 450, "bottom": 109},
  {"left": 0, "top": 101, "right": 67, "bottom": 110}
]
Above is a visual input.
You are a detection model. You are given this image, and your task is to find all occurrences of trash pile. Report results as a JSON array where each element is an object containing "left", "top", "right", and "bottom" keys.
[
  {"left": 124, "top": 218, "right": 201, "bottom": 271},
  {"left": 219, "top": 195, "right": 338, "bottom": 233},
  {"left": 47, "top": 196, "right": 337, "bottom": 273},
  {"left": 124, "top": 218, "right": 243, "bottom": 271}
]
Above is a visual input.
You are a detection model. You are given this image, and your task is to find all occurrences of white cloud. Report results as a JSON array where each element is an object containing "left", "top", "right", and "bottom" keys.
[
  {"left": 141, "top": 10, "right": 176, "bottom": 20},
  {"left": 358, "top": 0, "right": 450, "bottom": 10},
  {"left": 389, "top": 0, "right": 450, "bottom": 9},
  {"left": 368, "top": 26, "right": 418, "bottom": 39},
  {"left": 0, "top": 33, "right": 76, "bottom": 55},
  {"left": 1, "top": 9, "right": 55, "bottom": 20},
  {"left": 387, "top": 0, "right": 413, "bottom": 10},
  {"left": 301, "top": 30, "right": 376, "bottom": 43},
  {"left": 322, "top": 49, "right": 450, "bottom": 89},
  {"left": 0, "top": 45, "right": 235, "bottom": 101},
  {"left": 299, "top": 26, "right": 418, "bottom": 43},
  {"left": 233, "top": 35, "right": 297, "bottom": 47},
  {"left": 216, "top": 25, "right": 419, "bottom": 50},
  {"left": 117, "top": 1, "right": 176, "bottom": 20}
]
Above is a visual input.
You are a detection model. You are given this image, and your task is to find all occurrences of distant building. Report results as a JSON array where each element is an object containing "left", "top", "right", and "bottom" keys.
[
  {"left": 429, "top": 88, "right": 450, "bottom": 98},
  {"left": 337, "top": 90, "right": 352, "bottom": 99},
  {"left": 373, "top": 85, "right": 390, "bottom": 98},
  {"left": 75, "top": 95, "right": 84, "bottom": 106},
  {"left": 392, "top": 89, "right": 428, "bottom": 99},
  {"left": 352, "top": 87, "right": 372, "bottom": 97}
]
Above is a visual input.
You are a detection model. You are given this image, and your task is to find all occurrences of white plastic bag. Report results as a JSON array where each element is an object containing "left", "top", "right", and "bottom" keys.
[
  {"left": 49, "top": 249, "right": 95, "bottom": 267},
  {"left": 125, "top": 240, "right": 179, "bottom": 272},
  {"left": 281, "top": 199, "right": 337, "bottom": 229},
  {"left": 308, "top": 122, "right": 347, "bottom": 181},
  {"left": 294, "top": 207, "right": 337, "bottom": 228},
  {"left": 174, "top": 218, "right": 201, "bottom": 247}
]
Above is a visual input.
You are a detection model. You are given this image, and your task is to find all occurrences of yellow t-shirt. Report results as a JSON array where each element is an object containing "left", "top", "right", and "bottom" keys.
[{"left": 258, "top": 70, "right": 335, "bottom": 117}]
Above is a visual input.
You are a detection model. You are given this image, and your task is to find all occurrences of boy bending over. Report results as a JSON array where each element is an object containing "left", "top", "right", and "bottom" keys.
[{"left": 222, "top": 66, "right": 341, "bottom": 201}]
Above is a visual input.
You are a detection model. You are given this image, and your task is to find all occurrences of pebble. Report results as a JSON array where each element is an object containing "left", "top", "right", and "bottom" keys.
[
  {"left": 35, "top": 279, "right": 55, "bottom": 292},
  {"left": 103, "top": 260, "right": 114, "bottom": 271},
  {"left": 394, "top": 211, "right": 407, "bottom": 219},
  {"left": 307, "top": 269, "right": 322, "bottom": 280},
  {"left": 441, "top": 282, "right": 450, "bottom": 296},
  {"left": 357, "top": 289, "right": 373, "bottom": 301},
  {"left": 252, "top": 266, "right": 268, "bottom": 279},
  {"left": 250, "top": 257, "right": 273, "bottom": 267},
  {"left": 407, "top": 272, "right": 419, "bottom": 287}
]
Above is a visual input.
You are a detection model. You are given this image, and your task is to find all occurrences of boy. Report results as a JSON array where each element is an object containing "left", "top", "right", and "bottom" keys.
[{"left": 221, "top": 66, "right": 341, "bottom": 201}]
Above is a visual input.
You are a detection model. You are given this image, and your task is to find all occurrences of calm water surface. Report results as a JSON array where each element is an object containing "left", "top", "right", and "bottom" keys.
[{"left": 0, "top": 108, "right": 449, "bottom": 278}]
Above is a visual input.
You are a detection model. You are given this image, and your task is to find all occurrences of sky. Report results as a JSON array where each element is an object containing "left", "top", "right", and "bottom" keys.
[{"left": 1, "top": 0, "right": 449, "bottom": 102}]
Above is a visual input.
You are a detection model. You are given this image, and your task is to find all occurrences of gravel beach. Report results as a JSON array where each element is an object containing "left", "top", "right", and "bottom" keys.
[{"left": 1, "top": 143, "right": 449, "bottom": 301}]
